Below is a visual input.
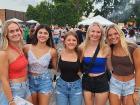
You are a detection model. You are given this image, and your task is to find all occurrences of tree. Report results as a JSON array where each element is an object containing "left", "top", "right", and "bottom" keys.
[{"left": 26, "top": 0, "right": 93, "bottom": 26}]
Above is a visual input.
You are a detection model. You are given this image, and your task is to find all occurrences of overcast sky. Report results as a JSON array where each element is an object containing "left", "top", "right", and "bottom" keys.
[{"left": 0, "top": 0, "right": 48, "bottom": 12}]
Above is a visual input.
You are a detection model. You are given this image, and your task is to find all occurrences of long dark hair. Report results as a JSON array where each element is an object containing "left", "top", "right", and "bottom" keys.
[{"left": 32, "top": 24, "right": 54, "bottom": 48}]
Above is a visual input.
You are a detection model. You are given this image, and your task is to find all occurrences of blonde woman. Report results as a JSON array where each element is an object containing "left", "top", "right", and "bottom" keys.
[
  {"left": 80, "top": 22, "right": 111, "bottom": 105},
  {"left": 106, "top": 24, "right": 140, "bottom": 105},
  {"left": 0, "top": 21, "right": 32, "bottom": 105}
]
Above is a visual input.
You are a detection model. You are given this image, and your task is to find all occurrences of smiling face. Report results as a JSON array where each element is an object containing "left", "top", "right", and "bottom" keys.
[
  {"left": 7, "top": 23, "right": 22, "bottom": 43},
  {"left": 64, "top": 34, "right": 78, "bottom": 50},
  {"left": 107, "top": 28, "right": 120, "bottom": 45},
  {"left": 88, "top": 25, "right": 102, "bottom": 42},
  {"left": 37, "top": 28, "right": 49, "bottom": 43}
]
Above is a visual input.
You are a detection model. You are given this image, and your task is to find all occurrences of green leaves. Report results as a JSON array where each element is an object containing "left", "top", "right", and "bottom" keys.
[{"left": 25, "top": 0, "right": 93, "bottom": 26}]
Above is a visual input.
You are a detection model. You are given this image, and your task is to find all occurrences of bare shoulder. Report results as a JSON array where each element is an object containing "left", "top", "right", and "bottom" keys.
[
  {"left": 50, "top": 47, "right": 57, "bottom": 55},
  {"left": 0, "top": 50, "right": 8, "bottom": 61},
  {"left": 102, "top": 44, "right": 111, "bottom": 53},
  {"left": 133, "top": 47, "right": 140, "bottom": 56},
  {"left": 23, "top": 44, "right": 31, "bottom": 53}
]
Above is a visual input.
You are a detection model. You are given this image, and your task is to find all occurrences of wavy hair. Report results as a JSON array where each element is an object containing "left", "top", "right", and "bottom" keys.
[
  {"left": 0, "top": 20, "right": 23, "bottom": 50},
  {"left": 106, "top": 24, "right": 133, "bottom": 62},
  {"left": 31, "top": 24, "right": 54, "bottom": 48}
]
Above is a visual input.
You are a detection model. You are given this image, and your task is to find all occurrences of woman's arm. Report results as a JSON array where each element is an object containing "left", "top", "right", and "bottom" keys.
[
  {"left": 133, "top": 48, "right": 140, "bottom": 89},
  {"left": 133, "top": 47, "right": 140, "bottom": 104},
  {"left": 51, "top": 48, "right": 58, "bottom": 71},
  {"left": 0, "top": 51, "right": 14, "bottom": 104},
  {"left": 23, "top": 44, "right": 31, "bottom": 57},
  {"left": 105, "top": 45, "right": 113, "bottom": 72}
]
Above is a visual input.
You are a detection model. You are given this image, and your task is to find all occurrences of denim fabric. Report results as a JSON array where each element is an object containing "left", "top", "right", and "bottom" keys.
[
  {"left": 110, "top": 76, "right": 135, "bottom": 96},
  {"left": 0, "top": 80, "right": 31, "bottom": 105},
  {"left": 53, "top": 36, "right": 59, "bottom": 45},
  {"left": 0, "top": 89, "right": 8, "bottom": 105},
  {"left": 55, "top": 77, "right": 82, "bottom": 105},
  {"left": 10, "top": 80, "right": 31, "bottom": 99},
  {"left": 29, "top": 71, "right": 53, "bottom": 94}
]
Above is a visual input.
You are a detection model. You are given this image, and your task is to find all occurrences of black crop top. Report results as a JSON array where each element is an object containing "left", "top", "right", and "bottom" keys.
[{"left": 58, "top": 56, "right": 81, "bottom": 82}]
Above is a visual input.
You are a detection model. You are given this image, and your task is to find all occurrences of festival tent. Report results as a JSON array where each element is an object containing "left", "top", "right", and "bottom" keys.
[
  {"left": 7, "top": 18, "right": 23, "bottom": 22},
  {"left": 78, "top": 15, "right": 114, "bottom": 26},
  {"left": 26, "top": 20, "right": 38, "bottom": 24}
]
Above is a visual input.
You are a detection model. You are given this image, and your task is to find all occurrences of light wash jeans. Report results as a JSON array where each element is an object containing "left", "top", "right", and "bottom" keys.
[
  {"left": 55, "top": 77, "right": 83, "bottom": 105},
  {"left": 0, "top": 80, "right": 30, "bottom": 105}
]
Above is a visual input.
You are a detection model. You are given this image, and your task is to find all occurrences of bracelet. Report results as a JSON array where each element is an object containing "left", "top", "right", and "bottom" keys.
[
  {"left": 8, "top": 98, "right": 15, "bottom": 105},
  {"left": 134, "top": 89, "right": 140, "bottom": 92}
]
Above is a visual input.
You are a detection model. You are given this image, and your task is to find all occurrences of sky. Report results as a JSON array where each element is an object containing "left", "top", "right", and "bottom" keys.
[{"left": 0, "top": 0, "right": 49, "bottom": 12}]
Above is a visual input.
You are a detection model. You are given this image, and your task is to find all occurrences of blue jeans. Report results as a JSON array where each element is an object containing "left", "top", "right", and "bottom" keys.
[
  {"left": 110, "top": 76, "right": 135, "bottom": 96},
  {"left": 0, "top": 80, "right": 31, "bottom": 105},
  {"left": 55, "top": 77, "right": 83, "bottom": 105},
  {"left": 0, "top": 89, "right": 8, "bottom": 105},
  {"left": 29, "top": 71, "right": 53, "bottom": 94}
]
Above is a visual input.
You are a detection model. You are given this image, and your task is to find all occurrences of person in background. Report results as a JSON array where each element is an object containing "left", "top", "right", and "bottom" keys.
[
  {"left": 76, "top": 24, "right": 84, "bottom": 44},
  {"left": 106, "top": 24, "right": 140, "bottom": 105},
  {"left": 79, "top": 22, "right": 111, "bottom": 105},
  {"left": 55, "top": 31, "right": 82, "bottom": 105},
  {"left": 0, "top": 20, "right": 32, "bottom": 105},
  {"left": 26, "top": 27, "right": 35, "bottom": 44},
  {"left": 24, "top": 24, "right": 57, "bottom": 105},
  {"left": 52, "top": 25, "right": 60, "bottom": 47},
  {"left": 126, "top": 29, "right": 136, "bottom": 43}
]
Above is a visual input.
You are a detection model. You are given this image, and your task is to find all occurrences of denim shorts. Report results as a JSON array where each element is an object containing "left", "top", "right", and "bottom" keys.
[
  {"left": 29, "top": 72, "right": 53, "bottom": 94},
  {"left": 55, "top": 77, "right": 83, "bottom": 105},
  {"left": 0, "top": 81, "right": 31, "bottom": 105},
  {"left": 0, "top": 88, "right": 8, "bottom": 105},
  {"left": 110, "top": 76, "right": 135, "bottom": 96},
  {"left": 10, "top": 80, "right": 31, "bottom": 99},
  {"left": 82, "top": 73, "right": 109, "bottom": 93}
]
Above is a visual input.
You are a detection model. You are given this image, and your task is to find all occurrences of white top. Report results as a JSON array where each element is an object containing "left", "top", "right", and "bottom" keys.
[
  {"left": 28, "top": 49, "right": 51, "bottom": 74},
  {"left": 126, "top": 35, "right": 136, "bottom": 43}
]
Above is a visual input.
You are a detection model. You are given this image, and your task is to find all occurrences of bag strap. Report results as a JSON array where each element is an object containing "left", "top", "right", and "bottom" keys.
[{"left": 88, "top": 43, "right": 100, "bottom": 68}]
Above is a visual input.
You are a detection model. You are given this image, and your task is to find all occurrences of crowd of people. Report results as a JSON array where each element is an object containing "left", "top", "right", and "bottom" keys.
[{"left": 0, "top": 20, "right": 140, "bottom": 105}]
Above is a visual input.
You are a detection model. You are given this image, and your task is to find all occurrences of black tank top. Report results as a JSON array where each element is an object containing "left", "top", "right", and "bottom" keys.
[{"left": 58, "top": 56, "right": 80, "bottom": 82}]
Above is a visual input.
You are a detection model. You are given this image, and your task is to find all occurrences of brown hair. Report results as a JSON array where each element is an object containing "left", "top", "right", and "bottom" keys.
[{"left": 64, "top": 31, "right": 81, "bottom": 56}]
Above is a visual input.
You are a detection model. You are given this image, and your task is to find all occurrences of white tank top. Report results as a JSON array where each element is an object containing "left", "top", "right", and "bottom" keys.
[{"left": 28, "top": 49, "right": 51, "bottom": 74}]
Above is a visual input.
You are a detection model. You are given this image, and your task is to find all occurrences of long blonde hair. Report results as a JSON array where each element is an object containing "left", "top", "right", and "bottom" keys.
[
  {"left": 81, "top": 22, "right": 106, "bottom": 54},
  {"left": 106, "top": 24, "right": 132, "bottom": 62},
  {"left": 0, "top": 20, "right": 23, "bottom": 50}
]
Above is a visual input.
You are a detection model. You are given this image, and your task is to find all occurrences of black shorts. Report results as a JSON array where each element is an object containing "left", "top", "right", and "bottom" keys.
[{"left": 82, "top": 73, "right": 109, "bottom": 93}]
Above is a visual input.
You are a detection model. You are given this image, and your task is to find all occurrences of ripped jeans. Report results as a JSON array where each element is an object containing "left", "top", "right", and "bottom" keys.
[{"left": 55, "top": 77, "right": 83, "bottom": 105}]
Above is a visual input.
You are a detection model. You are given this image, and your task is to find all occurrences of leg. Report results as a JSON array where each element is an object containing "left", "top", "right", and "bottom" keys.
[
  {"left": 26, "top": 95, "right": 33, "bottom": 104},
  {"left": 38, "top": 92, "right": 51, "bottom": 105},
  {"left": 95, "top": 92, "right": 109, "bottom": 105},
  {"left": 122, "top": 94, "right": 135, "bottom": 105},
  {"left": 83, "top": 91, "right": 94, "bottom": 105},
  {"left": 109, "top": 93, "right": 121, "bottom": 105},
  {"left": 31, "top": 93, "right": 38, "bottom": 105},
  {"left": 56, "top": 91, "right": 68, "bottom": 105}
]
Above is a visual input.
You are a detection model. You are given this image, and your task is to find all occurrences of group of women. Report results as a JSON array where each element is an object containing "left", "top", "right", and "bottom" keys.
[{"left": 0, "top": 20, "right": 140, "bottom": 105}]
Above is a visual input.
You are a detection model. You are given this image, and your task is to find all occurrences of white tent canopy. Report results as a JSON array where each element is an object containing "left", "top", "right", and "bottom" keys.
[
  {"left": 26, "top": 20, "right": 38, "bottom": 23},
  {"left": 78, "top": 15, "right": 114, "bottom": 26},
  {"left": 7, "top": 18, "right": 23, "bottom": 22}
]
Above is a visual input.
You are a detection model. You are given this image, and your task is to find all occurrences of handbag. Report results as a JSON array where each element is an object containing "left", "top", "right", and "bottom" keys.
[{"left": 81, "top": 43, "right": 100, "bottom": 73}]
